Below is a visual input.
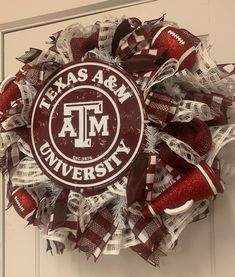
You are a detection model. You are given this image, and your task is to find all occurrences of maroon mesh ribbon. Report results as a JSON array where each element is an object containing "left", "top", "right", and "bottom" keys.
[
  {"left": 70, "top": 31, "right": 99, "bottom": 61},
  {"left": 131, "top": 247, "right": 166, "bottom": 267},
  {"left": 127, "top": 152, "right": 149, "bottom": 208},
  {"left": 163, "top": 118, "right": 212, "bottom": 156},
  {"left": 0, "top": 82, "right": 21, "bottom": 114}
]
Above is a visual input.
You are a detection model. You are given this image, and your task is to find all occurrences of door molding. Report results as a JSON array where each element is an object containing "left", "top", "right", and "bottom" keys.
[{"left": 0, "top": 0, "right": 157, "bottom": 80}]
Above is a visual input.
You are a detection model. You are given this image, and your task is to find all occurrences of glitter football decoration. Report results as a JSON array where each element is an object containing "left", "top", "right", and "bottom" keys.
[
  {"left": 12, "top": 187, "right": 38, "bottom": 220},
  {"left": 151, "top": 25, "right": 197, "bottom": 70}
]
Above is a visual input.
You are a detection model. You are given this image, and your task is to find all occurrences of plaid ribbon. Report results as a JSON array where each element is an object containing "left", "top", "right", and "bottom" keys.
[
  {"left": 145, "top": 92, "right": 178, "bottom": 127},
  {"left": 162, "top": 162, "right": 182, "bottom": 181},
  {"left": 77, "top": 205, "right": 117, "bottom": 260},
  {"left": 45, "top": 212, "right": 81, "bottom": 254},
  {"left": 121, "top": 49, "right": 165, "bottom": 73},
  {"left": 218, "top": 63, "right": 235, "bottom": 76},
  {"left": 113, "top": 18, "right": 166, "bottom": 77},
  {"left": 128, "top": 213, "right": 166, "bottom": 266},
  {"left": 185, "top": 90, "right": 232, "bottom": 112},
  {"left": 22, "top": 62, "right": 61, "bottom": 86},
  {"left": 0, "top": 131, "right": 21, "bottom": 172},
  {"left": 128, "top": 213, "right": 165, "bottom": 252},
  {"left": 145, "top": 153, "right": 157, "bottom": 202},
  {"left": 131, "top": 247, "right": 165, "bottom": 267},
  {"left": 185, "top": 90, "right": 233, "bottom": 125},
  {"left": 44, "top": 202, "right": 168, "bottom": 266},
  {"left": 17, "top": 48, "right": 42, "bottom": 64},
  {"left": 116, "top": 25, "right": 151, "bottom": 60},
  {"left": 15, "top": 64, "right": 32, "bottom": 81}
]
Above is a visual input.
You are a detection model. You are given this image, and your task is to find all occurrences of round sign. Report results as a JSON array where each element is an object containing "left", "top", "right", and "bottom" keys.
[{"left": 30, "top": 61, "right": 144, "bottom": 192}]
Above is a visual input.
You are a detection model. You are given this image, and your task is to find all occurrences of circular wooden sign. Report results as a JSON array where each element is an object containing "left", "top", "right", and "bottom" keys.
[{"left": 30, "top": 61, "right": 144, "bottom": 192}]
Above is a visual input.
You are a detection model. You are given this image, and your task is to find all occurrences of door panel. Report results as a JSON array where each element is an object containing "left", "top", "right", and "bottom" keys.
[{"left": 1, "top": 1, "right": 234, "bottom": 277}]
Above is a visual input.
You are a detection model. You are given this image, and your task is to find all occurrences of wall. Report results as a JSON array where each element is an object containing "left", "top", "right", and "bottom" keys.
[{"left": 0, "top": 0, "right": 105, "bottom": 24}]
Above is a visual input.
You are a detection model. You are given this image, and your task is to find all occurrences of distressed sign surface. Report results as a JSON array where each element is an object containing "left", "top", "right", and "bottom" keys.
[{"left": 30, "top": 61, "right": 144, "bottom": 191}]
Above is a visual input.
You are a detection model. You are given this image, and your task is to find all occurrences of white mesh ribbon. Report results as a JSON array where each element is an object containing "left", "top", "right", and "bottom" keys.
[
  {"left": 85, "top": 48, "right": 120, "bottom": 65},
  {"left": 103, "top": 227, "right": 139, "bottom": 255},
  {"left": 143, "top": 58, "right": 179, "bottom": 95},
  {"left": 206, "top": 124, "right": 235, "bottom": 166},
  {"left": 45, "top": 213, "right": 78, "bottom": 250},
  {"left": 56, "top": 24, "right": 85, "bottom": 63},
  {"left": 1, "top": 114, "right": 26, "bottom": 131},
  {"left": 160, "top": 200, "right": 209, "bottom": 251},
  {"left": 176, "top": 43, "right": 235, "bottom": 97},
  {"left": 18, "top": 81, "right": 37, "bottom": 123},
  {"left": 159, "top": 132, "right": 202, "bottom": 165},
  {"left": 98, "top": 18, "right": 122, "bottom": 53},
  {"left": 103, "top": 195, "right": 139, "bottom": 255},
  {"left": 107, "top": 177, "right": 127, "bottom": 196},
  {"left": 153, "top": 172, "right": 176, "bottom": 196},
  {"left": 67, "top": 190, "right": 83, "bottom": 215},
  {"left": 219, "top": 158, "right": 235, "bottom": 181},
  {"left": 19, "top": 49, "right": 64, "bottom": 67},
  {"left": 68, "top": 190, "right": 115, "bottom": 232},
  {"left": 0, "top": 131, "right": 20, "bottom": 156},
  {"left": 11, "top": 156, "right": 49, "bottom": 187},
  {"left": 173, "top": 100, "right": 216, "bottom": 122},
  {"left": 17, "top": 138, "right": 33, "bottom": 158},
  {"left": 34, "top": 182, "right": 63, "bottom": 207}
]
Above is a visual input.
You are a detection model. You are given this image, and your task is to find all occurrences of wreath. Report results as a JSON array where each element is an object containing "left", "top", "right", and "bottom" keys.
[{"left": 1, "top": 15, "right": 235, "bottom": 267}]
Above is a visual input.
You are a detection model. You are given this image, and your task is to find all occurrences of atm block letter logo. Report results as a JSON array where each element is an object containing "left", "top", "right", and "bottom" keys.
[{"left": 58, "top": 101, "right": 109, "bottom": 148}]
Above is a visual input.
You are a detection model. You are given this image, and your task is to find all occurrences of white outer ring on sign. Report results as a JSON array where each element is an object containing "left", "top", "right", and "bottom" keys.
[
  {"left": 31, "top": 62, "right": 144, "bottom": 188},
  {"left": 48, "top": 85, "right": 120, "bottom": 164}
]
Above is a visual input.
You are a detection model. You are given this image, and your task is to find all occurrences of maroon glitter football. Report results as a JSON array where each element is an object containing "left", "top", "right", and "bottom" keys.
[
  {"left": 12, "top": 187, "right": 38, "bottom": 220},
  {"left": 151, "top": 25, "right": 197, "bottom": 70}
]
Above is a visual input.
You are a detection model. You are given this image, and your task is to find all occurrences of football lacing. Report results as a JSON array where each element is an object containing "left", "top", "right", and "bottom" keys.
[
  {"left": 15, "top": 196, "right": 25, "bottom": 212},
  {"left": 167, "top": 30, "right": 185, "bottom": 45}
]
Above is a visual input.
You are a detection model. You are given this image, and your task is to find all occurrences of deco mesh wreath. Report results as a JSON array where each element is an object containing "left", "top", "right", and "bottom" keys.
[{"left": 1, "top": 15, "right": 235, "bottom": 266}]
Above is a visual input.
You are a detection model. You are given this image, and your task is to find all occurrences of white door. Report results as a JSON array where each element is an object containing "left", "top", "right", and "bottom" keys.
[{"left": 1, "top": 1, "right": 235, "bottom": 277}]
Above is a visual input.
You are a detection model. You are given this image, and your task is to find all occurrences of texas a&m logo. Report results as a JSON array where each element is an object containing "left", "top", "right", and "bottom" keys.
[
  {"left": 31, "top": 61, "right": 144, "bottom": 192},
  {"left": 58, "top": 101, "right": 109, "bottom": 148}
]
